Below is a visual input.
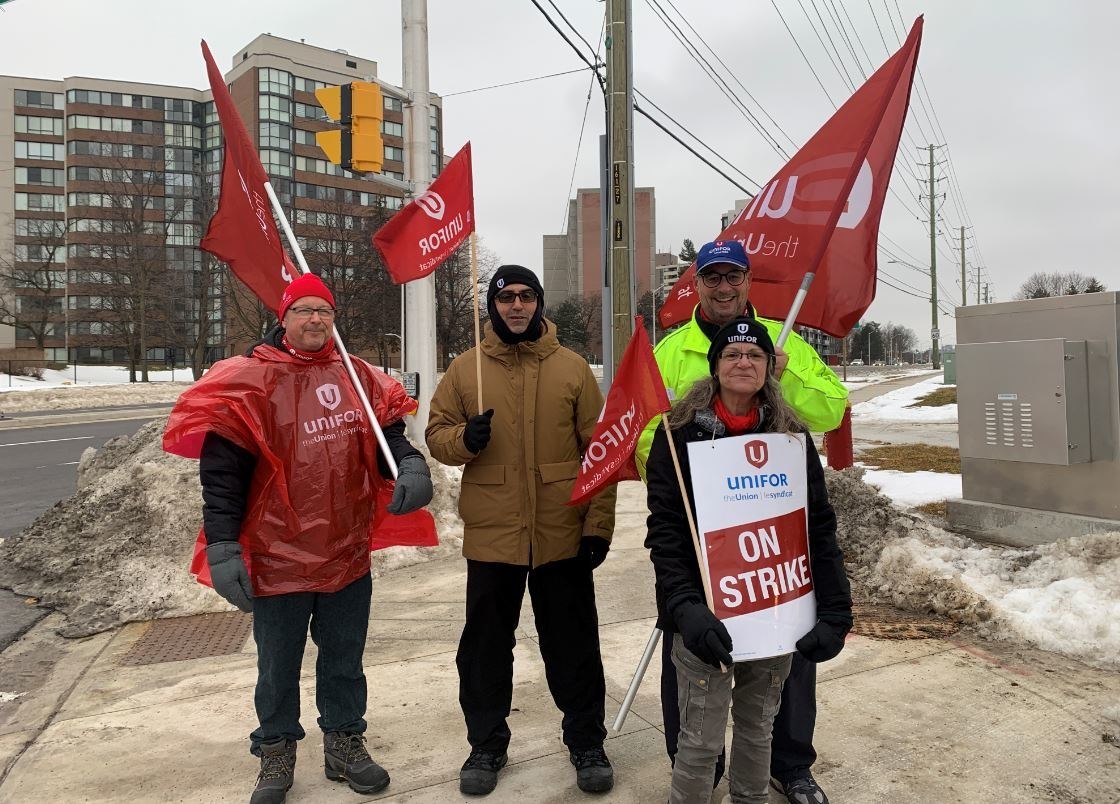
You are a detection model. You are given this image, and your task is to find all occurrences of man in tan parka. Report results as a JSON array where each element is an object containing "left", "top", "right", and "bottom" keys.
[{"left": 427, "top": 265, "right": 616, "bottom": 797}]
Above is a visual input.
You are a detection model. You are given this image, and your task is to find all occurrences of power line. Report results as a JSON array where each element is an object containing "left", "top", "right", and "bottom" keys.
[
  {"left": 558, "top": 21, "right": 606, "bottom": 239},
  {"left": 527, "top": 0, "right": 605, "bottom": 95},
  {"left": 441, "top": 67, "right": 593, "bottom": 98},
  {"left": 546, "top": 0, "right": 599, "bottom": 60}
]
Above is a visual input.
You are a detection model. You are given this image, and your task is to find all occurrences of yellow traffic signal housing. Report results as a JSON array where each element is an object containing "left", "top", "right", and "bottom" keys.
[{"left": 314, "top": 81, "right": 384, "bottom": 174}]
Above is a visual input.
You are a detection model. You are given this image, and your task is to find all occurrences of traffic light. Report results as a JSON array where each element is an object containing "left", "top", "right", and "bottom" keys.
[{"left": 315, "top": 82, "right": 384, "bottom": 174}]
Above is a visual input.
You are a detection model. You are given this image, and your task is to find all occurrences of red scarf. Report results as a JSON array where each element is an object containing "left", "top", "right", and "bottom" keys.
[
  {"left": 281, "top": 334, "right": 336, "bottom": 362},
  {"left": 713, "top": 396, "right": 760, "bottom": 435}
]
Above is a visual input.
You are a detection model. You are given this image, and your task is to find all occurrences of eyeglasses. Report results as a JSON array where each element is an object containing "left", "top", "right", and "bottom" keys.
[
  {"left": 495, "top": 289, "right": 538, "bottom": 304},
  {"left": 700, "top": 269, "right": 748, "bottom": 288},
  {"left": 288, "top": 306, "right": 335, "bottom": 320},
  {"left": 719, "top": 348, "right": 769, "bottom": 364}
]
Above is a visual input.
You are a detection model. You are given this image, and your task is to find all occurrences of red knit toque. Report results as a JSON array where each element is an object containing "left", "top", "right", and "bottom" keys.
[{"left": 278, "top": 273, "right": 335, "bottom": 320}]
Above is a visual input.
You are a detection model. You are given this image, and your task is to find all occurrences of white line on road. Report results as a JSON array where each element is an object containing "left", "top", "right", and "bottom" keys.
[
  {"left": 58, "top": 461, "right": 79, "bottom": 466},
  {"left": 0, "top": 436, "right": 95, "bottom": 448}
]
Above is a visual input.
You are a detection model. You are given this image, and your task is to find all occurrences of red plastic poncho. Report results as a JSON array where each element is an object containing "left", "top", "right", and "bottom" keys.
[{"left": 163, "top": 344, "right": 438, "bottom": 595}]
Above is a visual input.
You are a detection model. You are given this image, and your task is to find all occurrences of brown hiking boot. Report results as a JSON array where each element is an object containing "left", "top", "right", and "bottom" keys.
[
  {"left": 323, "top": 731, "right": 390, "bottom": 794},
  {"left": 250, "top": 739, "right": 296, "bottom": 804}
]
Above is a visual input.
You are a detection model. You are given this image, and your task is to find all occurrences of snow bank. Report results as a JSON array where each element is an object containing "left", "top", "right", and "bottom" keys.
[
  {"left": 0, "top": 365, "right": 187, "bottom": 391},
  {"left": 0, "top": 382, "right": 191, "bottom": 413},
  {"left": 853, "top": 375, "right": 957, "bottom": 423},
  {"left": 0, "top": 418, "right": 463, "bottom": 637},
  {"left": 860, "top": 468, "right": 962, "bottom": 507}
]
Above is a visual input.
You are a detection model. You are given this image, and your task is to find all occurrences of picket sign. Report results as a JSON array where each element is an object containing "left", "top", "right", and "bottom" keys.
[{"left": 687, "top": 432, "right": 816, "bottom": 661}]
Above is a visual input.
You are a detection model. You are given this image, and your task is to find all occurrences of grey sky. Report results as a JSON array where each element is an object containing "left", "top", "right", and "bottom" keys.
[{"left": 2, "top": 0, "right": 1117, "bottom": 347}]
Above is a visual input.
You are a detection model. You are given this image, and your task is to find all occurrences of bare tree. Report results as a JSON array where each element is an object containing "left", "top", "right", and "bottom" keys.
[
  {"left": 1017, "top": 271, "right": 1107, "bottom": 299},
  {"left": 0, "top": 217, "right": 68, "bottom": 351},
  {"left": 434, "top": 239, "right": 498, "bottom": 369}
]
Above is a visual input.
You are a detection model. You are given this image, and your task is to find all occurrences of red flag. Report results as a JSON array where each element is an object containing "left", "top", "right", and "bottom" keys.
[
  {"left": 659, "top": 18, "right": 923, "bottom": 337},
  {"left": 199, "top": 40, "right": 297, "bottom": 314},
  {"left": 569, "top": 317, "right": 671, "bottom": 506},
  {"left": 373, "top": 142, "right": 475, "bottom": 283}
]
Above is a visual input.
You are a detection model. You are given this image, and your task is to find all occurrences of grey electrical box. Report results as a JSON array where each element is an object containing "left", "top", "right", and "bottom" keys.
[
  {"left": 951, "top": 292, "right": 1120, "bottom": 527},
  {"left": 958, "top": 338, "right": 1090, "bottom": 465}
]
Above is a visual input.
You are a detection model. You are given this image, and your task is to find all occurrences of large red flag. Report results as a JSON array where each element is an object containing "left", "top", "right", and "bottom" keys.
[
  {"left": 659, "top": 17, "right": 923, "bottom": 337},
  {"left": 372, "top": 142, "right": 475, "bottom": 284},
  {"left": 569, "top": 318, "right": 671, "bottom": 506},
  {"left": 200, "top": 40, "right": 296, "bottom": 313}
]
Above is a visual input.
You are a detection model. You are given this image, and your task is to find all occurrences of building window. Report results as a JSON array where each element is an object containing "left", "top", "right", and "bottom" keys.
[
  {"left": 15, "top": 192, "right": 65, "bottom": 213},
  {"left": 384, "top": 95, "right": 403, "bottom": 112},
  {"left": 15, "top": 244, "right": 65, "bottom": 263},
  {"left": 384, "top": 145, "right": 404, "bottom": 162},
  {"left": 294, "top": 101, "right": 329, "bottom": 122},
  {"left": 15, "top": 115, "right": 63, "bottom": 136},
  {"left": 384, "top": 170, "right": 405, "bottom": 181},
  {"left": 382, "top": 120, "right": 403, "bottom": 137},
  {"left": 66, "top": 115, "right": 162, "bottom": 135},
  {"left": 17, "top": 141, "right": 65, "bottom": 160},
  {"left": 259, "top": 94, "right": 292, "bottom": 124},
  {"left": 16, "top": 167, "right": 64, "bottom": 187},
  {"left": 261, "top": 149, "right": 292, "bottom": 177},
  {"left": 259, "top": 121, "right": 292, "bottom": 150},
  {"left": 15, "top": 89, "right": 63, "bottom": 110},
  {"left": 15, "top": 219, "right": 65, "bottom": 237},
  {"left": 259, "top": 68, "right": 292, "bottom": 96},
  {"left": 296, "top": 76, "right": 327, "bottom": 94},
  {"left": 165, "top": 123, "right": 201, "bottom": 148}
]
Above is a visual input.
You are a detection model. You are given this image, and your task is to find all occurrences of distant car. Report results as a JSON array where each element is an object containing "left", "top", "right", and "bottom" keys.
[
  {"left": 873, "top": 361, "right": 885, "bottom": 366},
  {"left": 849, "top": 359, "right": 864, "bottom": 366}
]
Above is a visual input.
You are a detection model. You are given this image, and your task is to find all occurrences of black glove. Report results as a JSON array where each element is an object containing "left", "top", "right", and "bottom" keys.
[
  {"left": 795, "top": 619, "right": 847, "bottom": 663},
  {"left": 578, "top": 536, "right": 610, "bottom": 570},
  {"left": 206, "top": 542, "right": 254, "bottom": 613},
  {"left": 674, "top": 601, "right": 733, "bottom": 669},
  {"left": 388, "top": 455, "right": 434, "bottom": 515},
  {"left": 463, "top": 409, "right": 494, "bottom": 454}
]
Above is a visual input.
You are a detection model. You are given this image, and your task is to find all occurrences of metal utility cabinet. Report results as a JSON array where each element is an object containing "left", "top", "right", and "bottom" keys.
[{"left": 950, "top": 292, "right": 1120, "bottom": 542}]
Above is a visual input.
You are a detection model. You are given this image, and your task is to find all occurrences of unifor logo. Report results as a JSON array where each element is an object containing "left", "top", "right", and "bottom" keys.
[
  {"left": 316, "top": 383, "right": 342, "bottom": 411},
  {"left": 737, "top": 323, "right": 749, "bottom": 334},
  {"left": 496, "top": 278, "right": 505, "bottom": 289},
  {"left": 745, "top": 439, "right": 768, "bottom": 469},
  {"left": 417, "top": 190, "right": 446, "bottom": 221}
]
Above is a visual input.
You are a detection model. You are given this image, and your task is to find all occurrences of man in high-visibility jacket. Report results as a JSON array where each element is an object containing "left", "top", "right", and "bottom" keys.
[{"left": 636, "top": 239, "right": 848, "bottom": 804}]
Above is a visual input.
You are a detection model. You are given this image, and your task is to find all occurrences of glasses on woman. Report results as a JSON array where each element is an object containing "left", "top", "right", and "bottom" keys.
[
  {"left": 288, "top": 306, "right": 336, "bottom": 320},
  {"left": 495, "top": 289, "right": 538, "bottom": 304},
  {"left": 700, "top": 269, "right": 748, "bottom": 288},
  {"left": 719, "top": 348, "right": 769, "bottom": 364}
]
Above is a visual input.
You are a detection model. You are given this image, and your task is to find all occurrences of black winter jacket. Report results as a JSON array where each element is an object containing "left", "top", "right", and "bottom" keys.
[
  {"left": 644, "top": 406, "right": 852, "bottom": 635},
  {"left": 198, "top": 325, "right": 421, "bottom": 545}
]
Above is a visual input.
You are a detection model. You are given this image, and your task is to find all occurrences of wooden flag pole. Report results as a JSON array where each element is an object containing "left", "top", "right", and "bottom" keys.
[{"left": 470, "top": 232, "right": 483, "bottom": 415}]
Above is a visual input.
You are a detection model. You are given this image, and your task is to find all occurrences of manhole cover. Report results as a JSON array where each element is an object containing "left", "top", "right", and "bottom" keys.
[
  {"left": 119, "top": 611, "right": 252, "bottom": 666},
  {"left": 851, "top": 601, "right": 959, "bottom": 641}
]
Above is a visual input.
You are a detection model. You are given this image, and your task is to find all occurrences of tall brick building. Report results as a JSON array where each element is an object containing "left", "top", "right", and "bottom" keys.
[{"left": 0, "top": 35, "right": 441, "bottom": 365}]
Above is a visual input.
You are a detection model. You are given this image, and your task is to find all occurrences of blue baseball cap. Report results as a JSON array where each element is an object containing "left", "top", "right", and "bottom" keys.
[{"left": 695, "top": 240, "right": 750, "bottom": 274}]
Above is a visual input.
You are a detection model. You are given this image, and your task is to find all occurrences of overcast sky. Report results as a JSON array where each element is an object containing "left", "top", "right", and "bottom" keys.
[{"left": 2, "top": 0, "right": 1117, "bottom": 347}]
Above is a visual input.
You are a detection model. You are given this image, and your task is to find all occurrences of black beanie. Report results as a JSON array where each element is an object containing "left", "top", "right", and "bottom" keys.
[
  {"left": 707, "top": 316, "right": 775, "bottom": 376},
  {"left": 487, "top": 265, "right": 545, "bottom": 344}
]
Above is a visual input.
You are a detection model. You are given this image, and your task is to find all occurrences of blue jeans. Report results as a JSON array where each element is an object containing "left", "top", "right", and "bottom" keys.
[{"left": 249, "top": 572, "right": 371, "bottom": 755}]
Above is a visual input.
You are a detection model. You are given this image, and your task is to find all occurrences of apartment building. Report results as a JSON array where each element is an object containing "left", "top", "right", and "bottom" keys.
[{"left": 0, "top": 34, "right": 441, "bottom": 364}]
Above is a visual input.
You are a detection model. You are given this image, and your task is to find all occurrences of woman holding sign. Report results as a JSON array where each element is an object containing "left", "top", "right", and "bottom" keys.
[{"left": 645, "top": 317, "right": 852, "bottom": 804}]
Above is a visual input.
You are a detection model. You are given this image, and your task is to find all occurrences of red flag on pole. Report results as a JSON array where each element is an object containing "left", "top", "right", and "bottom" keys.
[
  {"left": 659, "top": 17, "right": 924, "bottom": 337},
  {"left": 199, "top": 40, "right": 296, "bottom": 314},
  {"left": 569, "top": 317, "right": 671, "bottom": 507},
  {"left": 373, "top": 142, "right": 475, "bottom": 284}
]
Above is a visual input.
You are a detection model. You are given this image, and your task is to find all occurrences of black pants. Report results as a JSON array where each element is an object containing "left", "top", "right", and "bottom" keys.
[
  {"left": 457, "top": 558, "right": 607, "bottom": 753},
  {"left": 660, "top": 633, "right": 817, "bottom": 783},
  {"left": 249, "top": 572, "right": 372, "bottom": 755}
]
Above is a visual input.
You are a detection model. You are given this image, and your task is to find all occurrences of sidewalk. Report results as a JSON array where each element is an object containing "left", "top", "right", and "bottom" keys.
[{"left": 1, "top": 480, "right": 1118, "bottom": 803}]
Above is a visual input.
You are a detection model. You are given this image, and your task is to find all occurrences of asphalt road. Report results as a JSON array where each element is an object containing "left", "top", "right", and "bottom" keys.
[{"left": 0, "top": 416, "right": 161, "bottom": 540}]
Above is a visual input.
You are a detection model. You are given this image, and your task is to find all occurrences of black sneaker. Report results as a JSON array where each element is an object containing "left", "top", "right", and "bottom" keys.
[
  {"left": 772, "top": 773, "right": 830, "bottom": 804},
  {"left": 570, "top": 746, "right": 614, "bottom": 793},
  {"left": 251, "top": 739, "right": 296, "bottom": 804},
  {"left": 323, "top": 731, "right": 390, "bottom": 794},
  {"left": 459, "top": 749, "right": 508, "bottom": 796}
]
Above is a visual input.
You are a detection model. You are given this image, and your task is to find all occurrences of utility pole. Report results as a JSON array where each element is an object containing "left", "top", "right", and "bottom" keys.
[
  {"left": 976, "top": 262, "right": 981, "bottom": 305},
  {"left": 922, "top": 144, "right": 941, "bottom": 370},
  {"left": 960, "top": 226, "right": 967, "bottom": 307},
  {"left": 606, "top": 0, "right": 635, "bottom": 373},
  {"left": 402, "top": 0, "right": 434, "bottom": 441},
  {"left": 984, "top": 284, "right": 990, "bottom": 304}
]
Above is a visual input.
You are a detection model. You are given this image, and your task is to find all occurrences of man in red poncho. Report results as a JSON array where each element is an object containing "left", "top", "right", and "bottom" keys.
[{"left": 164, "top": 273, "right": 432, "bottom": 804}]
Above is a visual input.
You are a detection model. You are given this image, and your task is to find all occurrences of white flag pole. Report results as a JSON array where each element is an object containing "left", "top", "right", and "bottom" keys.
[
  {"left": 264, "top": 181, "right": 399, "bottom": 479},
  {"left": 470, "top": 232, "right": 483, "bottom": 415},
  {"left": 775, "top": 272, "right": 815, "bottom": 349}
]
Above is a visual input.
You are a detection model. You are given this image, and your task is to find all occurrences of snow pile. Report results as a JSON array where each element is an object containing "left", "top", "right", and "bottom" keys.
[
  {"left": 874, "top": 530, "right": 1120, "bottom": 669},
  {"left": 825, "top": 466, "right": 1120, "bottom": 668},
  {"left": 0, "top": 364, "right": 187, "bottom": 392},
  {"left": 0, "top": 382, "right": 191, "bottom": 413},
  {"left": 859, "top": 468, "right": 962, "bottom": 507},
  {"left": 0, "top": 418, "right": 465, "bottom": 637},
  {"left": 853, "top": 375, "right": 957, "bottom": 423}
]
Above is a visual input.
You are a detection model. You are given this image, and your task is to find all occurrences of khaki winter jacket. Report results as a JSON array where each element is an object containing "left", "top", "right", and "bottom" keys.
[{"left": 426, "top": 320, "right": 616, "bottom": 567}]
